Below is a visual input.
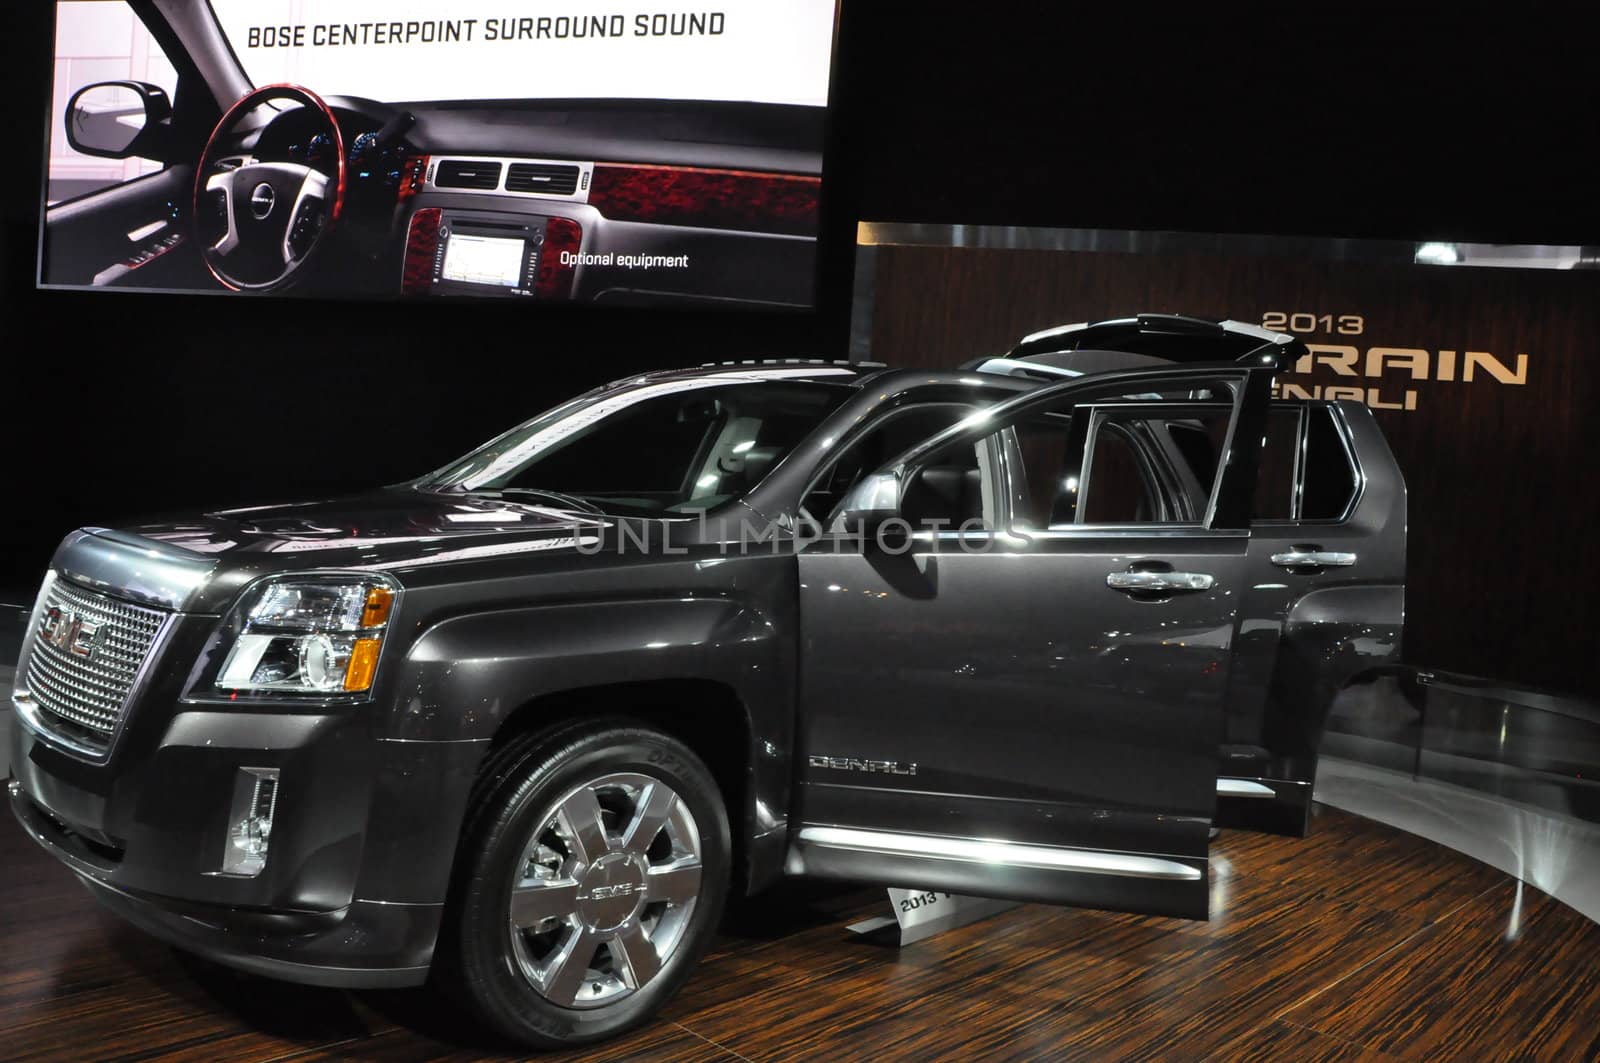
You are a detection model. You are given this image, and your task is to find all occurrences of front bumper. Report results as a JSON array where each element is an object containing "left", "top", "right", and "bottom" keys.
[
  {"left": 11, "top": 783, "right": 433, "bottom": 987},
  {"left": 7, "top": 695, "right": 478, "bottom": 988}
]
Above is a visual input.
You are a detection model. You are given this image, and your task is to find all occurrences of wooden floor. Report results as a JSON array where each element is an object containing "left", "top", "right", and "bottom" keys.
[{"left": 4, "top": 803, "right": 1599, "bottom": 1062}]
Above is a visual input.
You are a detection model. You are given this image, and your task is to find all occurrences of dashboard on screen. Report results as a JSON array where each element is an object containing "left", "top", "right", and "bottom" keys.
[{"left": 38, "top": 0, "right": 838, "bottom": 310}]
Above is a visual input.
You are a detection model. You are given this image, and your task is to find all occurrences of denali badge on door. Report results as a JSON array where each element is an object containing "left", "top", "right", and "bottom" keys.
[{"left": 807, "top": 755, "right": 918, "bottom": 776}]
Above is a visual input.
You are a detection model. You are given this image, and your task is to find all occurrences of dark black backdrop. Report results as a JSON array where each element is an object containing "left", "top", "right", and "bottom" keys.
[{"left": 2, "top": 4, "right": 1595, "bottom": 666}]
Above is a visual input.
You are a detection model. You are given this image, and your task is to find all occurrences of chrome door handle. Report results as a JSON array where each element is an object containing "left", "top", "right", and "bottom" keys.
[
  {"left": 1106, "top": 571, "right": 1215, "bottom": 593},
  {"left": 1270, "top": 548, "right": 1357, "bottom": 569}
]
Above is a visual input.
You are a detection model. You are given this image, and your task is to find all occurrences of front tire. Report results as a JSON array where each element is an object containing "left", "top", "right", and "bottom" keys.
[{"left": 438, "top": 719, "right": 730, "bottom": 1049}]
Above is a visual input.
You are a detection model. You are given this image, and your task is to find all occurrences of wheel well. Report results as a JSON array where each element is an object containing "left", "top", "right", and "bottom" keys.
[{"left": 487, "top": 679, "right": 755, "bottom": 887}]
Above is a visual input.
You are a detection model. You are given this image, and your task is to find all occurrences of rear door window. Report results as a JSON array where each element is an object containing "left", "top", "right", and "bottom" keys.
[
  {"left": 1249, "top": 407, "right": 1305, "bottom": 521},
  {"left": 1164, "top": 403, "right": 1356, "bottom": 523},
  {"left": 1079, "top": 422, "right": 1155, "bottom": 523},
  {"left": 1006, "top": 398, "right": 1238, "bottom": 528}
]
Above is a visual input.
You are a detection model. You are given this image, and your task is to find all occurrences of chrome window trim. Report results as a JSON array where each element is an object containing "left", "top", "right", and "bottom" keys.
[
  {"left": 1290, "top": 404, "right": 1309, "bottom": 520},
  {"left": 796, "top": 826, "right": 1203, "bottom": 882},
  {"left": 1020, "top": 523, "right": 1249, "bottom": 541},
  {"left": 819, "top": 517, "right": 1234, "bottom": 549},
  {"left": 973, "top": 433, "right": 1002, "bottom": 525},
  {"left": 1200, "top": 380, "right": 1247, "bottom": 529},
  {"left": 994, "top": 424, "right": 1032, "bottom": 522}
]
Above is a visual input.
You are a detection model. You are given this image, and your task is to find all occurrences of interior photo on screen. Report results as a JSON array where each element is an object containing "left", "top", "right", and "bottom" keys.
[{"left": 38, "top": 0, "right": 837, "bottom": 307}]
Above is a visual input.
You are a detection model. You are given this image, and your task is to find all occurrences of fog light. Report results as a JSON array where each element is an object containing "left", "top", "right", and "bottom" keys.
[{"left": 221, "top": 768, "right": 280, "bottom": 877}]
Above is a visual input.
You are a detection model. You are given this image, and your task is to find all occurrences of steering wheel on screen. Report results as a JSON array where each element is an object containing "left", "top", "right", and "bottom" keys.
[{"left": 193, "top": 84, "right": 346, "bottom": 292}]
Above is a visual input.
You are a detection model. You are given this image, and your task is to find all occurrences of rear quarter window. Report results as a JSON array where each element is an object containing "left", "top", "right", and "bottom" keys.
[{"left": 1301, "top": 406, "right": 1359, "bottom": 520}]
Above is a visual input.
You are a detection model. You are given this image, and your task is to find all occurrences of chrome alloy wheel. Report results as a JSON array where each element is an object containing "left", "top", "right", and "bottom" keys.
[{"left": 508, "top": 772, "right": 703, "bottom": 1009}]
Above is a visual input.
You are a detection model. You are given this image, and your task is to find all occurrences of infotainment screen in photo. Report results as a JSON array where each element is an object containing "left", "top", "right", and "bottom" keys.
[{"left": 38, "top": 0, "right": 838, "bottom": 308}]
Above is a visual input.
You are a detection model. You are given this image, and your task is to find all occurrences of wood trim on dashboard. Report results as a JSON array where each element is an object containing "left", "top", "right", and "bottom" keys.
[
  {"left": 587, "top": 164, "right": 819, "bottom": 236},
  {"left": 401, "top": 207, "right": 442, "bottom": 296},
  {"left": 535, "top": 217, "right": 583, "bottom": 299}
]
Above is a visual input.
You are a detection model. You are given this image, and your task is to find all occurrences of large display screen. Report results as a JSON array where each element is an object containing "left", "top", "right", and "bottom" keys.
[{"left": 39, "top": 0, "right": 838, "bottom": 309}]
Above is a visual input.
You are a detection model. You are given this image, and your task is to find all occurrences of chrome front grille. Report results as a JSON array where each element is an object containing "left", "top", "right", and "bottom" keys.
[{"left": 20, "top": 575, "right": 169, "bottom": 756}]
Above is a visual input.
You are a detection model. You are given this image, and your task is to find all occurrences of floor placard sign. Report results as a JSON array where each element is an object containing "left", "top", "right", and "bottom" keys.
[{"left": 846, "top": 888, "right": 1019, "bottom": 946}]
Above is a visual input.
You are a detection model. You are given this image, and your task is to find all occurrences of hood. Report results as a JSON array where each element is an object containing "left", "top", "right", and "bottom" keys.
[{"left": 53, "top": 489, "right": 605, "bottom": 615}]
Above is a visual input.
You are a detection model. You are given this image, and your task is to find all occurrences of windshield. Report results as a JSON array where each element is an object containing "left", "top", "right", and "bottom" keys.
[
  {"left": 205, "top": 0, "right": 836, "bottom": 106},
  {"left": 423, "top": 373, "right": 853, "bottom": 516}
]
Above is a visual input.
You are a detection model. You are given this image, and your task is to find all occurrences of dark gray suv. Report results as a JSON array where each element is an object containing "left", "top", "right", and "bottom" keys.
[{"left": 8, "top": 316, "right": 1406, "bottom": 1049}]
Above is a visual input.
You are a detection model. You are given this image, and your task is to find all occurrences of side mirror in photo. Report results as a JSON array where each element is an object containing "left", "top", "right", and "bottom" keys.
[{"left": 65, "top": 80, "right": 169, "bottom": 157}]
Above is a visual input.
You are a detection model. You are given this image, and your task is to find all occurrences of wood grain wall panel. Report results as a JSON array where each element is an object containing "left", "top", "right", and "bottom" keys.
[{"left": 869, "top": 245, "right": 1600, "bottom": 697}]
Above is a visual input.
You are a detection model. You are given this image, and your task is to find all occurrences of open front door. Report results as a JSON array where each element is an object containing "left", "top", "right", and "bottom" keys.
[{"left": 789, "top": 363, "right": 1274, "bottom": 920}]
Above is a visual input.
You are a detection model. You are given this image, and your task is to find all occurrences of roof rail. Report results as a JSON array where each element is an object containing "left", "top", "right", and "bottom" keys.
[
  {"left": 697, "top": 358, "right": 885, "bottom": 369},
  {"left": 962, "top": 350, "right": 1184, "bottom": 380},
  {"left": 1000, "top": 314, "right": 1300, "bottom": 370},
  {"left": 959, "top": 356, "right": 1083, "bottom": 382}
]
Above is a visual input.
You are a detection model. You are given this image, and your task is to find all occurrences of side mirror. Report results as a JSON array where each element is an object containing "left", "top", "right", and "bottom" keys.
[
  {"left": 832, "top": 470, "right": 905, "bottom": 546},
  {"left": 65, "top": 81, "right": 171, "bottom": 159}
]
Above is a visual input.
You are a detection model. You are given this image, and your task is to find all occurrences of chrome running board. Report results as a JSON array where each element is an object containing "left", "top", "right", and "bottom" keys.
[{"left": 795, "top": 826, "right": 1202, "bottom": 882}]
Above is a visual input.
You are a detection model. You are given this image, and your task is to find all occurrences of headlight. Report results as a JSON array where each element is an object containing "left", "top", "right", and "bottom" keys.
[{"left": 216, "top": 575, "right": 398, "bottom": 695}]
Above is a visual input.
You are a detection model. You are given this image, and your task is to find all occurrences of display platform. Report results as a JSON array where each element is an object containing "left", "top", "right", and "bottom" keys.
[{"left": 3, "top": 803, "right": 1596, "bottom": 1062}]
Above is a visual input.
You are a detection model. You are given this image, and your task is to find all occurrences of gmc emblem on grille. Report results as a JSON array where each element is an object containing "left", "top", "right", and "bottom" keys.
[{"left": 40, "top": 606, "right": 104, "bottom": 659}]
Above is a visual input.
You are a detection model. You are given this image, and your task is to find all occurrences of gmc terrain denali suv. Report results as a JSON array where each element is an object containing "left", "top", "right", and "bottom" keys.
[{"left": 8, "top": 317, "right": 1406, "bottom": 1049}]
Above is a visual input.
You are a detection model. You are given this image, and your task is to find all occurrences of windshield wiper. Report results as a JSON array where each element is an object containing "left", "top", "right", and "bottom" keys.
[{"left": 464, "top": 487, "right": 605, "bottom": 515}]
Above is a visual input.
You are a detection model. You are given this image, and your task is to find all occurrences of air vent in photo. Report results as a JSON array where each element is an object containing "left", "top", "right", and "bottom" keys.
[
  {"left": 435, "top": 160, "right": 502, "bottom": 190},
  {"left": 505, "top": 163, "right": 581, "bottom": 196}
]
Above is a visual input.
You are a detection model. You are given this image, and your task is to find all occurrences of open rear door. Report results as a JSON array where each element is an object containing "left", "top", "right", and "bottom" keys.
[{"left": 1215, "top": 399, "right": 1407, "bottom": 834}]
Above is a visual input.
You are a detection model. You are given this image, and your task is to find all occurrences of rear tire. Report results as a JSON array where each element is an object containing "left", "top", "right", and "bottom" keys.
[{"left": 437, "top": 719, "right": 730, "bottom": 1049}]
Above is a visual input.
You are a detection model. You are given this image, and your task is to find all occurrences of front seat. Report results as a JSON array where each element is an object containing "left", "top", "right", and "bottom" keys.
[
  {"left": 901, "top": 463, "right": 984, "bottom": 529},
  {"left": 732, "top": 446, "right": 783, "bottom": 492}
]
